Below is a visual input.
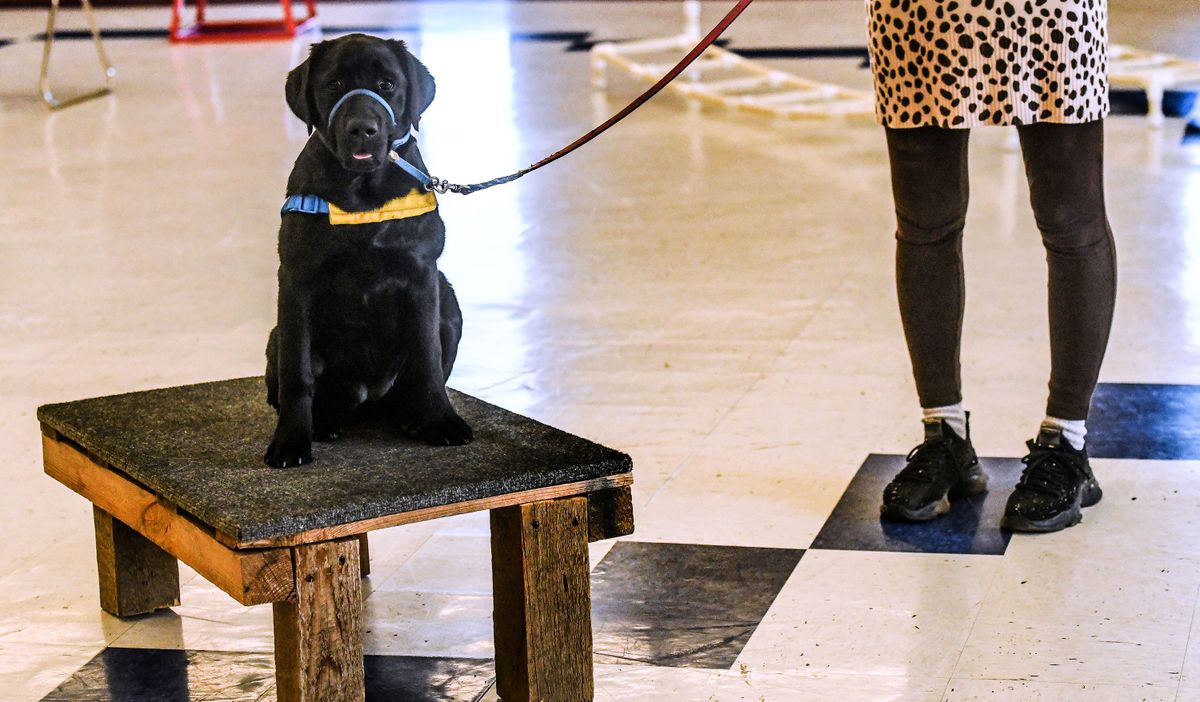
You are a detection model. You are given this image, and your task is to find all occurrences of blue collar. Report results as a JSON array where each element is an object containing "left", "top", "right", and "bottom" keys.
[
  {"left": 281, "top": 188, "right": 437, "bottom": 223},
  {"left": 281, "top": 128, "right": 435, "bottom": 217},
  {"left": 281, "top": 193, "right": 329, "bottom": 215}
]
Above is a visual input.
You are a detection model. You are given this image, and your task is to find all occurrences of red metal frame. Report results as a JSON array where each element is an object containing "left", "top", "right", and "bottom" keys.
[{"left": 169, "top": 0, "right": 319, "bottom": 43}]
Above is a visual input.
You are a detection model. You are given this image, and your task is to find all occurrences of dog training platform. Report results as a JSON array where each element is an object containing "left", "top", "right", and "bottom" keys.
[{"left": 38, "top": 377, "right": 634, "bottom": 702}]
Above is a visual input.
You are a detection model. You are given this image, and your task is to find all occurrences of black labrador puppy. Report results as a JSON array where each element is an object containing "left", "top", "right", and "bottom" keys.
[{"left": 265, "top": 34, "right": 472, "bottom": 468}]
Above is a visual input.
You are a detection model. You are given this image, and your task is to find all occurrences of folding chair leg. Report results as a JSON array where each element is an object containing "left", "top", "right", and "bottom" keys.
[{"left": 40, "top": 0, "right": 116, "bottom": 110}]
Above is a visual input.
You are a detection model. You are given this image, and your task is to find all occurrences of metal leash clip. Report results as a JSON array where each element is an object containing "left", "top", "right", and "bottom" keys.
[{"left": 425, "top": 177, "right": 462, "bottom": 195}]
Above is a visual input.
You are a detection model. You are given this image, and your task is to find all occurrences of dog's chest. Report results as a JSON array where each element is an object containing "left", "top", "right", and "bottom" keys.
[
  {"left": 320, "top": 247, "right": 411, "bottom": 310},
  {"left": 367, "top": 221, "right": 412, "bottom": 250}
]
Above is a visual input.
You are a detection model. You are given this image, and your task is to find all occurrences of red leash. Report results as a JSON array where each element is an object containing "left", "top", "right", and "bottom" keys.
[{"left": 427, "top": 0, "right": 755, "bottom": 195}]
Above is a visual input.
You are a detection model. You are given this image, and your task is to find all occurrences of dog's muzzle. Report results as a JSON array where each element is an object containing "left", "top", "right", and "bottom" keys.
[
  {"left": 327, "top": 88, "right": 397, "bottom": 131},
  {"left": 326, "top": 88, "right": 435, "bottom": 188}
]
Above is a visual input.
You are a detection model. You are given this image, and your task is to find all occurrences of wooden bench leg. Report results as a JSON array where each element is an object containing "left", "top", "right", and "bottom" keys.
[
  {"left": 586, "top": 486, "right": 634, "bottom": 542},
  {"left": 93, "top": 505, "right": 180, "bottom": 617},
  {"left": 490, "top": 497, "right": 593, "bottom": 702},
  {"left": 356, "top": 533, "right": 370, "bottom": 578},
  {"left": 272, "top": 538, "right": 364, "bottom": 702}
]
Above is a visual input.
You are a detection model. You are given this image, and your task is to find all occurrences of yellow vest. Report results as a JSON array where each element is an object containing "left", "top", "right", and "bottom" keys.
[{"left": 327, "top": 189, "right": 438, "bottom": 225}]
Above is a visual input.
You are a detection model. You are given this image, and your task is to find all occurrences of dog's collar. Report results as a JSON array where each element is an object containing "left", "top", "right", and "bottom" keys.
[{"left": 281, "top": 188, "right": 437, "bottom": 225}]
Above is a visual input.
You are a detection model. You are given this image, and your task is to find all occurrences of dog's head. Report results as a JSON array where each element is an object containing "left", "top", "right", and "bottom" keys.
[{"left": 286, "top": 34, "right": 435, "bottom": 173}]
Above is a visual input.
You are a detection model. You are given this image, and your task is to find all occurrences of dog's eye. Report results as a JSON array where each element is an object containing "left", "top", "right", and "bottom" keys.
[
  {"left": 377, "top": 79, "right": 396, "bottom": 92},
  {"left": 326, "top": 79, "right": 343, "bottom": 91}
]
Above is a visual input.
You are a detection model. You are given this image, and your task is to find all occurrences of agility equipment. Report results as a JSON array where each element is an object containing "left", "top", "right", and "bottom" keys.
[
  {"left": 589, "top": 1, "right": 873, "bottom": 122},
  {"left": 1109, "top": 44, "right": 1200, "bottom": 127},
  {"left": 169, "top": 0, "right": 318, "bottom": 42},
  {"left": 39, "top": 0, "right": 115, "bottom": 109},
  {"left": 39, "top": 377, "right": 634, "bottom": 701}
]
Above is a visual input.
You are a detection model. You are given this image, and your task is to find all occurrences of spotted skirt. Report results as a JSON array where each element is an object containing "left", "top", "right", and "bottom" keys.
[{"left": 867, "top": 0, "right": 1110, "bottom": 128}]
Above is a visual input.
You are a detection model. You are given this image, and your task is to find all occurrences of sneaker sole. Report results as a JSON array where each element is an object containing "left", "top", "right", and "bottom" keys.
[
  {"left": 880, "top": 460, "right": 989, "bottom": 522},
  {"left": 1001, "top": 478, "right": 1103, "bottom": 533},
  {"left": 880, "top": 494, "right": 951, "bottom": 522}
]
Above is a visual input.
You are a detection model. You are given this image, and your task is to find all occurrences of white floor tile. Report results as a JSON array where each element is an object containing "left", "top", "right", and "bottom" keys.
[
  {"left": 943, "top": 679, "right": 1177, "bottom": 702},
  {"left": 2, "top": 0, "right": 1200, "bottom": 695},
  {"left": 953, "top": 464, "right": 1200, "bottom": 686},
  {"left": 710, "top": 669, "right": 946, "bottom": 702},
  {"left": 0, "top": 642, "right": 101, "bottom": 702},
  {"left": 0, "top": 576, "right": 134, "bottom": 648},
  {"left": 372, "top": 532, "right": 495, "bottom": 595},
  {"left": 362, "top": 590, "right": 494, "bottom": 658},
  {"left": 737, "top": 550, "right": 1001, "bottom": 679},
  {"left": 109, "top": 580, "right": 274, "bottom": 654}
]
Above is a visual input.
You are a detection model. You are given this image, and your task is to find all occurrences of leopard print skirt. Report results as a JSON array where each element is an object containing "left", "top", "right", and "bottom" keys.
[{"left": 867, "top": 0, "right": 1109, "bottom": 128}]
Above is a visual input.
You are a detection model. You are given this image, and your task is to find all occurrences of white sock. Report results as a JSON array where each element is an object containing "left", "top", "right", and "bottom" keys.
[
  {"left": 923, "top": 402, "right": 967, "bottom": 438},
  {"left": 1042, "top": 416, "right": 1086, "bottom": 450}
]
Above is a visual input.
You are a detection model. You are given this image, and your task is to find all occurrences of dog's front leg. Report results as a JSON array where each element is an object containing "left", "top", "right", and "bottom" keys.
[
  {"left": 265, "top": 271, "right": 316, "bottom": 467},
  {"left": 399, "top": 266, "right": 473, "bottom": 446}
]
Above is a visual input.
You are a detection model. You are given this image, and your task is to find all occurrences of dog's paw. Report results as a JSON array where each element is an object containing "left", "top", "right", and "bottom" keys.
[
  {"left": 405, "top": 411, "right": 474, "bottom": 447},
  {"left": 313, "top": 422, "right": 343, "bottom": 442},
  {"left": 264, "top": 434, "right": 313, "bottom": 468}
]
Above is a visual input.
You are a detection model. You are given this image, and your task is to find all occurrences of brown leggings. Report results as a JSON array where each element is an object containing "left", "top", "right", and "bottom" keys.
[{"left": 886, "top": 120, "right": 1117, "bottom": 420}]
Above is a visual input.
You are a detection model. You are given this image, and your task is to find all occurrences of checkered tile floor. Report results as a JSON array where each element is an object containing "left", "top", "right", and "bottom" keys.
[
  {"left": 38, "top": 382, "right": 1200, "bottom": 700},
  {"left": 4, "top": 0, "right": 1200, "bottom": 699}
]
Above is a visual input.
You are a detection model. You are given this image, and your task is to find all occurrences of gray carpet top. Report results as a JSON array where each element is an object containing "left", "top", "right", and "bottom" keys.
[{"left": 38, "top": 377, "right": 632, "bottom": 543}]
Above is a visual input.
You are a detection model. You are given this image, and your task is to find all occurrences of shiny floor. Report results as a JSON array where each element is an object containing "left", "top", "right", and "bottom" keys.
[{"left": 2, "top": 0, "right": 1200, "bottom": 699}]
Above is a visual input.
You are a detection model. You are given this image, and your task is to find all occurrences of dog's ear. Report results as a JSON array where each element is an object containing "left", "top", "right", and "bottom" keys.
[
  {"left": 285, "top": 42, "right": 326, "bottom": 133},
  {"left": 390, "top": 40, "right": 436, "bottom": 130}
]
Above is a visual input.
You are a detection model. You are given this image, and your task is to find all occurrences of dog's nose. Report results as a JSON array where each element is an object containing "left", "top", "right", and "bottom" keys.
[{"left": 346, "top": 118, "right": 379, "bottom": 139}]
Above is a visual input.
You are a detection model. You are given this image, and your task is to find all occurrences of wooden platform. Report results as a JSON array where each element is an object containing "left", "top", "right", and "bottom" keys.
[{"left": 39, "top": 378, "right": 634, "bottom": 701}]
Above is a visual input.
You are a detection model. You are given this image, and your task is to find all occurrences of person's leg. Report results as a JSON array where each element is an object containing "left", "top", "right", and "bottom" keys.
[
  {"left": 887, "top": 126, "right": 971, "bottom": 420},
  {"left": 881, "top": 126, "right": 987, "bottom": 522},
  {"left": 1018, "top": 119, "right": 1117, "bottom": 432},
  {"left": 1003, "top": 119, "right": 1115, "bottom": 533}
]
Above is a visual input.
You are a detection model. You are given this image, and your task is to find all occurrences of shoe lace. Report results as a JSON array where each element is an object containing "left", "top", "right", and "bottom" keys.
[
  {"left": 1017, "top": 443, "right": 1084, "bottom": 497},
  {"left": 897, "top": 438, "right": 953, "bottom": 484}
]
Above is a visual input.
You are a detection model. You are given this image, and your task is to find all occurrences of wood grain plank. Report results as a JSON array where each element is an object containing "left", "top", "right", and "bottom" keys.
[
  {"left": 356, "top": 533, "right": 370, "bottom": 578},
  {"left": 232, "top": 473, "right": 633, "bottom": 549},
  {"left": 94, "top": 505, "right": 181, "bottom": 617},
  {"left": 491, "top": 498, "right": 594, "bottom": 702},
  {"left": 273, "top": 538, "right": 364, "bottom": 702},
  {"left": 586, "top": 486, "right": 635, "bottom": 542},
  {"left": 43, "top": 435, "right": 293, "bottom": 605}
]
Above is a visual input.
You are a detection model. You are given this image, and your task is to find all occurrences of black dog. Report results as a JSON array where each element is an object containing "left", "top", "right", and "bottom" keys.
[{"left": 265, "top": 34, "right": 473, "bottom": 468}]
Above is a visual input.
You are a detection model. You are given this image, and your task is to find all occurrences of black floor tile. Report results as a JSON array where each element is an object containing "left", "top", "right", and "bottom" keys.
[
  {"left": 41, "top": 648, "right": 494, "bottom": 702},
  {"left": 1088, "top": 383, "right": 1200, "bottom": 460},
  {"left": 810, "top": 454, "right": 1024, "bottom": 556},
  {"left": 1184, "top": 120, "right": 1200, "bottom": 146},
  {"left": 37, "top": 28, "right": 170, "bottom": 41},
  {"left": 590, "top": 541, "right": 803, "bottom": 669},
  {"left": 365, "top": 656, "right": 494, "bottom": 702},
  {"left": 41, "top": 648, "right": 269, "bottom": 702}
]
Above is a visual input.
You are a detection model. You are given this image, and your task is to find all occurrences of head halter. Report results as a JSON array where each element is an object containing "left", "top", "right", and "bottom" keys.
[
  {"left": 327, "top": 88, "right": 397, "bottom": 130},
  {"left": 321, "top": 87, "right": 430, "bottom": 188}
]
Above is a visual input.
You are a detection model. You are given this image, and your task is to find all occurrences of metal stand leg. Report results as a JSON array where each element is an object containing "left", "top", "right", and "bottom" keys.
[
  {"left": 1145, "top": 80, "right": 1165, "bottom": 129},
  {"left": 40, "top": 0, "right": 116, "bottom": 110}
]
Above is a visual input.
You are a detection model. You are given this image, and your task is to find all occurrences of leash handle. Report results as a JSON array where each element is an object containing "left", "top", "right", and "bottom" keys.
[{"left": 430, "top": 0, "right": 755, "bottom": 195}]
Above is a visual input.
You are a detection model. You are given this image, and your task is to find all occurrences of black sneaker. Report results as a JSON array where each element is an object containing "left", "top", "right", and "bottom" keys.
[
  {"left": 1001, "top": 427, "right": 1103, "bottom": 533},
  {"left": 881, "top": 417, "right": 989, "bottom": 521}
]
